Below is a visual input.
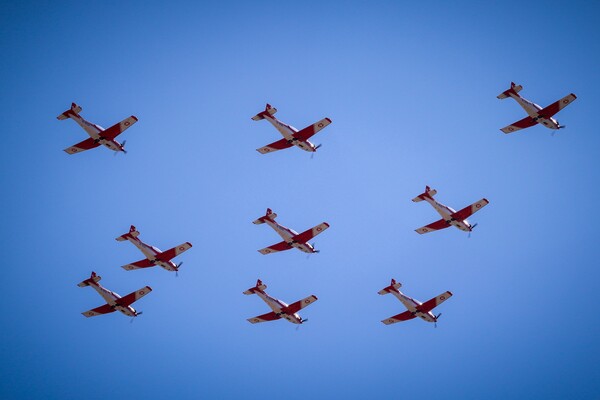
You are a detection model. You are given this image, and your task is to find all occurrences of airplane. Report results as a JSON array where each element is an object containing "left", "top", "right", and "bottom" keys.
[
  {"left": 243, "top": 279, "right": 317, "bottom": 324},
  {"left": 251, "top": 103, "right": 332, "bottom": 154},
  {"left": 412, "top": 186, "right": 489, "bottom": 235},
  {"left": 116, "top": 225, "right": 192, "bottom": 274},
  {"left": 497, "top": 82, "right": 577, "bottom": 134},
  {"left": 78, "top": 271, "right": 152, "bottom": 318},
  {"left": 253, "top": 208, "right": 329, "bottom": 254},
  {"left": 57, "top": 102, "right": 138, "bottom": 154},
  {"left": 378, "top": 279, "right": 452, "bottom": 326}
]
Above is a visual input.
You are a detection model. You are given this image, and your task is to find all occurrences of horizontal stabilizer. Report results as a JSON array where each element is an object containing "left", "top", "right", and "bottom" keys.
[
  {"left": 251, "top": 103, "right": 278, "bottom": 121},
  {"left": 497, "top": 82, "right": 523, "bottom": 99},
  {"left": 412, "top": 186, "right": 437, "bottom": 202},
  {"left": 78, "top": 271, "right": 101, "bottom": 287},
  {"left": 57, "top": 102, "right": 82, "bottom": 120},
  {"left": 116, "top": 225, "right": 140, "bottom": 241},
  {"left": 378, "top": 278, "right": 402, "bottom": 295},
  {"left": 253, "top": 208, "right": 277, "bottom": 224},
  {"left": 243, "top": 279, "right": 267, "bottom": 295}
]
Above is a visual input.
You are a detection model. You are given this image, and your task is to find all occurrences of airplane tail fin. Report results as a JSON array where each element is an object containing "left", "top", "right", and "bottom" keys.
[
  {"left": 378, "top": 278, "right": 402, "bottom": 295},
  {"left": 116, "top": 225, "right": 140, "bottom": 241},
  {"left": 412, "top": 186, "right": 437, "bottom": 202},
  {"left": 243, "top": 279, "right": 267, "bottom": 295},
  {"left": 253, "top": 208, "right": 277, "bottom": 224},
  {"left": 78, "top": 271, "right": 101, "bottom": 287},
  {"left": 497, "top": 82, "right": 523, "bottom": 99},
  {"left": 57, "top": 102, "right": 82, "bottom": 120},
  {"left": 251, "top": 104, "right": 278, "bottom": 121}
]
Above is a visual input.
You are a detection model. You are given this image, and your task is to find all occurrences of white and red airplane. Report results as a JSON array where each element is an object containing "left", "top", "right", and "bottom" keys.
[
  {"left": 378, "top": 279, "right": 452, "bottom": 326},
  {"left": 412, "top": 186, "right": 489, "bottom": 235},
  {"left": 116, "top": 225, "right": 192, "bottom": 274},
  {"left": 251, "top": 104, "right": 332, "bottom": 154},
  {"left": 253, "top": 208, "right": 329, "bottom": 254},
  {"left": 497, "top": 82, "right": 577, "bottom": 134},
  {"left": 78, "top": 271, "right": 152, "bottom": 318},
  {"left": 243, "top": 279, "right": 318, "bottom": 325},
  {"left": 57, "top": 102, "right": 138, "bottom": 154}
]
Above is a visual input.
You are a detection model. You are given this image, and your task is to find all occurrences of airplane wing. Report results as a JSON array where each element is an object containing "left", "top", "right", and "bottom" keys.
[
  {"left": 450, "top": 198, "right": 489, "bottom": 222},
  {"left": 417, "top": 291, "right": 453, "bottom": 313},
  {"left": 101, "top": 116, "right": 138, "bottom": 140},
  {"left": 415, "top": 218, "right": 450, "bottom": 234},
  {"left": 256, "top": 138, "right": 293, "bottom": 154},
  {"left": 116, "top": 286, "right": 152, "bottom": 307},
  {"left": 538, "top": 93, "right": 577, "bottom": 119},
  {"left": 258, "top": 240, "right": 292, "bottom": 255},
  {"left": 294, "top": 118, "right": 332, "bottom": 142},
  {"left": 500, "top": 115, "right": 537, "bottom": 134},
  {"left": 382, "top": 310, "right": 416, "bottom": 325},
  {"left": 121, "top": 258, "right": 155, "bottom": 271},
  {"left": 82, "top": 304, "right": 116, "bottom": 318},
  {"left": 156, "top": 242, "right": 193, "bottom": 262},
  {"left": 285, "top": 295, "right": 318, "bottom": 314},
  {"left": 64, "top": 137, "right": 101, "bottom": 154},
  {"left": 291, "top": 222, "right": 330, "bottom": 244},
  {"left": 247, "top": 311, "right": 282, "bottom": 324}
]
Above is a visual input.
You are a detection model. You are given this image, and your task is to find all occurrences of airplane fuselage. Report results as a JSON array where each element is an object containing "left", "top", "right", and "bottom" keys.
[
  {"left": 423, "top": 197, "right": 472, "bottom": 232},
  {"left": 255, "top": 291, "right": 303, "bottom": 324},
  {"left": 263, "top": 114, "right": 317, "bottom": 152},
  {"left": 389, "top": 289, "right": 437, "bottom": 323},
  {"left": 124, "top": 236, "right": 178, "bottom": 271},
  {"left": 87, "top": 281, "right": 137, "bottom": 317},
  {"left": 69, "top": 113, "right": 125, "bottom": 152},
  {"left": 263, "top": 218, "right": 316, "bottom": 253},
  {"left": 508, "top": 92, "right": 560, "bottom": 130}
]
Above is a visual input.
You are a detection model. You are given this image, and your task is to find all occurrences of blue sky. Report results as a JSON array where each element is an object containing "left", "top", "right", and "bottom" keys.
[{"left": 1, "top": 1, "right": 599, "bottom": 399}]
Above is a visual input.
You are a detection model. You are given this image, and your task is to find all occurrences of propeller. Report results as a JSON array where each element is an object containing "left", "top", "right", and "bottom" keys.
[
  {"left": 307, "top": 243, "right": 318, "bottom": 259},
  {"left": 175, "top": 261, "right": 183, "bottom": 277},
  {"left": 434, "top": 313, "right": 442, "bottom": 328},
  {"left": 311, "top": 144, "right": 322, "bottom": 159},
  {"left": 468, "top": 223, "right": 478, "bottom": 238},
  {"left": 131, "top": 311, "right": 143, "bottom": 323}
]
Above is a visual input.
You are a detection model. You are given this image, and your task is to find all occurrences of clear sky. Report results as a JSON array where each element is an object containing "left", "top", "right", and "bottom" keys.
[{"left": 1, "top": 1, "right": 599, "bottom": 399}]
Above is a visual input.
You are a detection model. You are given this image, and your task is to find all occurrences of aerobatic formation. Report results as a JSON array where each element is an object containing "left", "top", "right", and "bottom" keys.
[{"left": 67, "top": 82, "right": 577, "bottom": 325}]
